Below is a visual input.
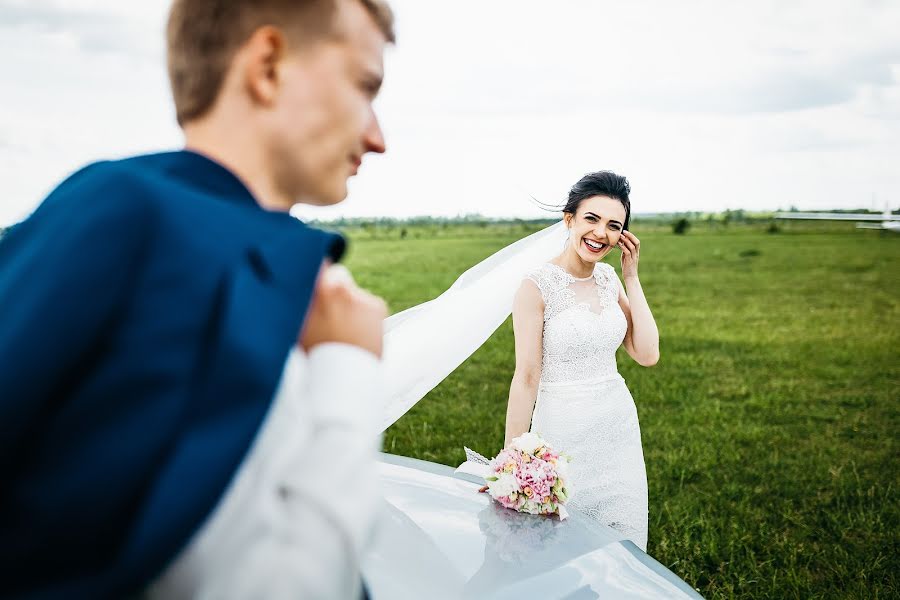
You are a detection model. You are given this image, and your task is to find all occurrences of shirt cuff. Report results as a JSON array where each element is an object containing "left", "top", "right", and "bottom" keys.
[{"left": 305, "top": 342, "right": 382, "bottom": 431}]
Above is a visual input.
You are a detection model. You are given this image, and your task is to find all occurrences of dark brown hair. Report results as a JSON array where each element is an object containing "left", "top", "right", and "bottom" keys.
[{"left": 564, "top": 171, "right": 632, "bottom": 230}]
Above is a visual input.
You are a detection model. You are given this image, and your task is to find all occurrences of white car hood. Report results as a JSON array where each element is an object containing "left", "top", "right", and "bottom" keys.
[{"left": 363, "top": 454, "right": 702, "bottom": 599}]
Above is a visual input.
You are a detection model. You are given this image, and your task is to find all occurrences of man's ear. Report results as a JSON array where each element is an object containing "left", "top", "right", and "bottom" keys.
[{"left": 241, "top": 25, "right": 287, "bottom": 107}]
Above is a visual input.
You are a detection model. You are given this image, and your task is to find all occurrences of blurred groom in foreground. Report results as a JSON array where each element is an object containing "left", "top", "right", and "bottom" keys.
[{"left": 0, "top": 0, "right": 395, "bottom": 597}]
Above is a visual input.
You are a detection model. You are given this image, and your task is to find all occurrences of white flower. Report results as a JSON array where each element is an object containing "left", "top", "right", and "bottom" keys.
[
  {"left": 487, "top": 472, "right": 519, "bottom": 498},
  {"left": 555, "top": 456, "right": 571, "bottom": 482},
  {"left": 511, "top": 432, "right": 545, "bottom": 455}
]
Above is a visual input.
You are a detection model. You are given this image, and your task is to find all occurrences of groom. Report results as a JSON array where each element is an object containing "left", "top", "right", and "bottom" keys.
[{"left": 0, "top": 0, "right": 394, "bottom": 597}]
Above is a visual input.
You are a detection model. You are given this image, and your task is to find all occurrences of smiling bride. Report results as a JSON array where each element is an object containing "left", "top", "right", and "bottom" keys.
[
  {"left": 504, "top": 171, "right": 660, "bottom": 551},
  {"left": 378, "top": 170, "right": 659, "bottom": 551}
]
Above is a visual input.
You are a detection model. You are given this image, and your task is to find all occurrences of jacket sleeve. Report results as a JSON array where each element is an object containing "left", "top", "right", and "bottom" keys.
[
  {"left": 146, "top": 343, "right": 383, "bottom": 599},
  {"left": 0, "top": 163, "right": 150, "bottom": 463}
]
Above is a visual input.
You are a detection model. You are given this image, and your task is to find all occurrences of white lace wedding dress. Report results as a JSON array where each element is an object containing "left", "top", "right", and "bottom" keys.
[{"left": 526, "top": 261, "right": 648, "bottom": 551}]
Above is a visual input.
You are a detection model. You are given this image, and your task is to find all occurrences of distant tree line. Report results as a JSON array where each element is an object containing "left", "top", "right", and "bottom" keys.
[
  {"left": 303, "top": 208, "right": 895, "bottom": 240},
  {"left": 3, "top": 207, "right": 889, "bottom": 242},
  {"left": 307, "top": 214, "right": 558, "bottom": 228},
  {"left": 308, "top": 207, "right": 891, "bottom": 231}
]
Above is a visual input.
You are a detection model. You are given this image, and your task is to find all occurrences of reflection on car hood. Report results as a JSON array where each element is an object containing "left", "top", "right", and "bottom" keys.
[{"left": 363, "top": 454, "right": 703, "bottom": 599}]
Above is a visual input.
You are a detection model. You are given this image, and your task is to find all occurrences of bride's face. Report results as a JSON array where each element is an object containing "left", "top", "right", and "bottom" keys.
[{"left": 565, "top": 195, "right": 627, "bottom": 263}]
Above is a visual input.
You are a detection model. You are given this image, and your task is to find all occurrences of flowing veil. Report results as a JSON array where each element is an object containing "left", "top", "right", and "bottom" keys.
[{"left": 380, "top": 220, "right": 568, "bottom": 432}]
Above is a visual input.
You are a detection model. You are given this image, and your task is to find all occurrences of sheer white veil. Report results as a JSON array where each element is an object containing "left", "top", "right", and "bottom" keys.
[{"left": 380, "top": 220, "right": 569, "bottom": 432}]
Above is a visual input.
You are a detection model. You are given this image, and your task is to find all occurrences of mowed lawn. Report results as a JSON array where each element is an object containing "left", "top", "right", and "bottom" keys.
[{"left": 343, "top": 223, "right": 899, "bottom": 599}]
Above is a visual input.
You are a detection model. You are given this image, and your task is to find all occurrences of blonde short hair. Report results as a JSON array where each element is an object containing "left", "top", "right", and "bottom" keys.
[{"left": 166, "top": 0, "right": 395, "bottom": 125}]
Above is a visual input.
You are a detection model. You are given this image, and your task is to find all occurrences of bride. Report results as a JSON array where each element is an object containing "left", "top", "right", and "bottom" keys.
[
  {"left": 378, "top": 171, "right": 659, "bottom": 550},
  {"left": 503, "top": 171, "right": 659, "bottom": 551}
]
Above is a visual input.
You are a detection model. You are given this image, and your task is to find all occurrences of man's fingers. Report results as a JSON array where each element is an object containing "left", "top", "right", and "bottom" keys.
[
  {"left": 300, "top": 268, "right": 387, "bottom": 356},
  {"left": 354, "top": 288, "right": 388, "bottom": 318},
  {"left": 317, "top": 264, "right": 356, "bottom": 295},
  {"left": 323, "top": 264, "right": 355, "bottom": 286}
]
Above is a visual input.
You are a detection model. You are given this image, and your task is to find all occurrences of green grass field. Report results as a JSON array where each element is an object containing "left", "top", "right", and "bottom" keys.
[{"left": 343, "top": 222, "right": 899, "bottom": 599}]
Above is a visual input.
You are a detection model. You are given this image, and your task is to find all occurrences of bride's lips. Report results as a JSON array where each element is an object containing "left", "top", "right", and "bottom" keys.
[{"left": 582, "top": 238, "right": 607, "bottom": 254}]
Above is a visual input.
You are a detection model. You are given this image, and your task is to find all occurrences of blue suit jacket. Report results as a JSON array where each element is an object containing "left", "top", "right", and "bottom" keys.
[{"left": 0, "top": 151, "right": 344, "bottom": 598}]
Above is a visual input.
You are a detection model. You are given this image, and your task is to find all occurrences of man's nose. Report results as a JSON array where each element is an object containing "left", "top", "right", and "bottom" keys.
[{"left": 363, "top": 112, "right": 386, "bottom": 155}]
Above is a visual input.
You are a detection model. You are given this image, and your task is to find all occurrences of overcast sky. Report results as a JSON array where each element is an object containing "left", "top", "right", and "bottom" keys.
[{"left": 1, "top": 0, "right": 898, "bottom": 225}]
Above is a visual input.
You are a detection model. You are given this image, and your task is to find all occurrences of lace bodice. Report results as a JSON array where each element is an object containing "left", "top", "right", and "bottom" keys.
[{"left": 525, "top": 262, "right": 627, "bottom": 384}]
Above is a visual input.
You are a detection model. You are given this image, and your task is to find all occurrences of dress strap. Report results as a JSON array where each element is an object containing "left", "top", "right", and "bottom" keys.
[
  {"left": 592, "top": 262, "right": 620, "bottom": 307},
  {"left": 525, "top": 263, "right": 578, "bottom": 321},
  {"left": 525, "top": 263, "right": 567, "bottom": 304}
]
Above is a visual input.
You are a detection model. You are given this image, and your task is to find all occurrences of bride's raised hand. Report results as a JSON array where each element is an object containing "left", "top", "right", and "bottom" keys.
[{"left": 618, "top": 230, "right": 641, "bottom": 280}]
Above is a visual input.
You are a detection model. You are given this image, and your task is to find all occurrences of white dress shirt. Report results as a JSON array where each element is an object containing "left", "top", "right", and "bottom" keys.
[{"left": 146, "top": 343, "right": 382, "bottom": 599}]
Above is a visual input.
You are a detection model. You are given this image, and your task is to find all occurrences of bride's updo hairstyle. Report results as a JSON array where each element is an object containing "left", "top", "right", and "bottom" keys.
[{"left": 563, "top": 171, "right": 632, "bottom": 231}]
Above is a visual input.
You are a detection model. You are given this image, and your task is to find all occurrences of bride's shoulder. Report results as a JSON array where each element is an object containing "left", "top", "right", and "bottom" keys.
[
  {"left": 526, "top": 262, "right": 556, "bottom": 277},
  {"left": 593, "top": 262, "right": 622, "bottom": 295},
  {"left": 524, "top": 262, "right": 564, "bottom": 285},
  {"left": 522, "top": 263, "right": 561, "bottom": 300}
]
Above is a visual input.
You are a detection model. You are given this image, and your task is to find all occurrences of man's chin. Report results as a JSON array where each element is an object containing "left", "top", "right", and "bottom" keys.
[{"left": 295, "top": 186, "right": 348, "bottom": 207}]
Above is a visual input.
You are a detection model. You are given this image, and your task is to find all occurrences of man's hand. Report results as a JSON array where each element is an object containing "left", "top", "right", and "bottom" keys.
[{"left": 299, "top": 263, "right": 388, "bottom": 358}]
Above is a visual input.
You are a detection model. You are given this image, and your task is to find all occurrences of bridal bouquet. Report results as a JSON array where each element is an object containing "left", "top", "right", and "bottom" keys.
[{"left": 468, "top": 432, "right": 572, "bottom": 520}]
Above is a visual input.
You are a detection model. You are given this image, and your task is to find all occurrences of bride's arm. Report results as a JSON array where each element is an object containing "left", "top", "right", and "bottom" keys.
[
  {"left": 505, "top": 280, "right": 545, "bottom": 446},
  {"left": 617, "top": 230, "right": 660, "bottom": 366}
]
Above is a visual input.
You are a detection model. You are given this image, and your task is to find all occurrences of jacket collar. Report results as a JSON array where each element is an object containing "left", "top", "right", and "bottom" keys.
[{"left": 167, "top": 150, "right": 264, "bottom": 210}]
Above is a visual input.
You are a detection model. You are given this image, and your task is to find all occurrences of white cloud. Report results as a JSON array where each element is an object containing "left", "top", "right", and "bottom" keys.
[{"left": 2, "top": 0, "right": 898, "bottom": 225}]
